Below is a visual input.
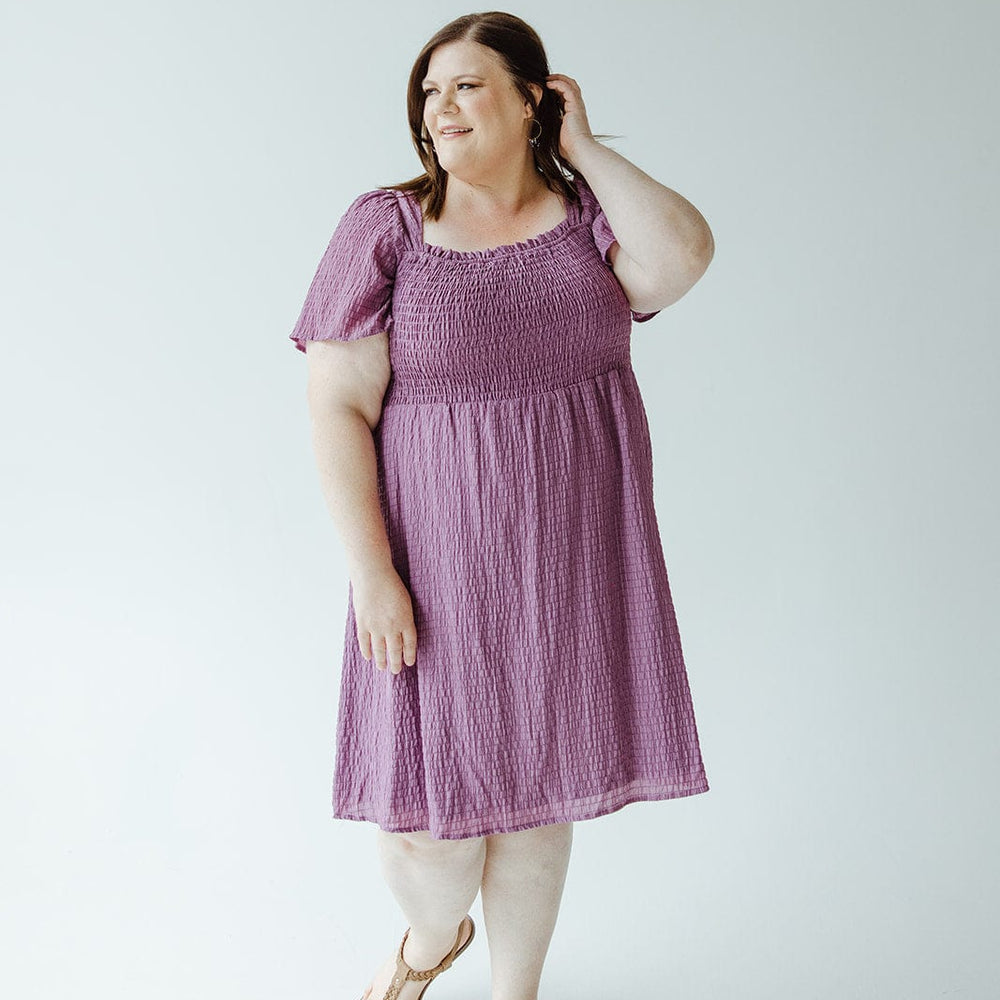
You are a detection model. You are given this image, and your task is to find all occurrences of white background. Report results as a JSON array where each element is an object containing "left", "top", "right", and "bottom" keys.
[{"left": 2, "top": 1, "right": 997, "bottom": 997}]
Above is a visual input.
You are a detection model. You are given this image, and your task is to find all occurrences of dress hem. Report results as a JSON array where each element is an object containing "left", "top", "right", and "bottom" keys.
[{"left": 332, "top": 776, "right": 711, "bottom": 840}]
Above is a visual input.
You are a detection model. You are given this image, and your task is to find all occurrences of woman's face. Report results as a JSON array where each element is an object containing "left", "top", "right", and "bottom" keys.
[{"left": 421, "top": 39, "right": 539, "bottom": 177}]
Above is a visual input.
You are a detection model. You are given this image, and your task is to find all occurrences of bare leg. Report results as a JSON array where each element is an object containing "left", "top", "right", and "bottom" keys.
[
  {"left": 481, "top": 822, "right": 574, "bottom": 1000},
  {"left": 361, "top": 828, "right": 485, "bottom": 1000}
]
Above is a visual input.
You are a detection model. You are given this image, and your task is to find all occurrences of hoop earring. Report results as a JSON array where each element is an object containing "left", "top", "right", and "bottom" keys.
[{"left": 528, "top": 118, "right": 542, "bottom": 148}]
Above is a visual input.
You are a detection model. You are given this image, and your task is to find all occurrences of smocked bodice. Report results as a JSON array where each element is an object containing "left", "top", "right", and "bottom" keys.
[
  {"left": 288, "top": 176, "right": 661, "bottom": 404},
  {"left": 385, "top": 188, "right": 635, "bottom": 405}
]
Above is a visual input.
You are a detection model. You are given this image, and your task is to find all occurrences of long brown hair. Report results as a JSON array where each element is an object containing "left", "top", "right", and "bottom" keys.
[{"left": 380, "top": 11, "right": 620, "bottom": 220}]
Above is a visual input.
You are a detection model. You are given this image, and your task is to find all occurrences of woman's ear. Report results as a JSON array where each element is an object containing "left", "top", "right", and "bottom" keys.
[{"left": 524, "top": 82, "right": 544, "bottom": 116}]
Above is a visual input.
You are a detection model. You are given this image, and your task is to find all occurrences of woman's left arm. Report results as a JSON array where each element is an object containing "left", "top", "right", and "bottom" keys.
[{"left": 546, "top": 74, "right": 715, "bottom": 314}]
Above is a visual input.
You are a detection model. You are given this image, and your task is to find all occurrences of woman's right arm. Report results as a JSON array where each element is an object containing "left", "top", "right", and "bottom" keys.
[{"left": 304, "top": 333, "right": 416, "bottom": 674}]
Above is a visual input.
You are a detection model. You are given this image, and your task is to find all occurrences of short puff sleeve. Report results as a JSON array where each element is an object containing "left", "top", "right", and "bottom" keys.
[
  {"left": 289, "top": 189, "right": 403, "bottom": 353},
  {"left": 577, "top": 176, "right": 661, "bottom": 324}
]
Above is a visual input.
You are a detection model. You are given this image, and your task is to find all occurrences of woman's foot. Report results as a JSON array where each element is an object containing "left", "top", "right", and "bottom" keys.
[{"left": 360, "top": 917, "right": 474, "bottom": 1000}]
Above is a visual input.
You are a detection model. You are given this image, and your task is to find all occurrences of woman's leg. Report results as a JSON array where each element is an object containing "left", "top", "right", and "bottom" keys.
[
  {"left": 481, "top": 822, "right": 574, "bottom": 1000},
  {"left": 361, "top": 828, "right": 486, "bottom": 1000}
]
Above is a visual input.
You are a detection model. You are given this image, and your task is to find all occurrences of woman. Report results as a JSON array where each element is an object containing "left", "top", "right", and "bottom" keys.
[{"left": 289, "top": 11, "right": 714, "bottom": 1000}]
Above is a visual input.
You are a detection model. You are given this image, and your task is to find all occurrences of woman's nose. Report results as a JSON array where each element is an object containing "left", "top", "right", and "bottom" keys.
[{"left": 431, "top": 90, "right": 458, "bottom": 112}]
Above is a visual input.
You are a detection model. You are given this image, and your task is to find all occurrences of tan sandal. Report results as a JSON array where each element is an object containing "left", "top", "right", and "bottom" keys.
[{"left": 360, "top": 914, "right": 476, "bottom": 1000}]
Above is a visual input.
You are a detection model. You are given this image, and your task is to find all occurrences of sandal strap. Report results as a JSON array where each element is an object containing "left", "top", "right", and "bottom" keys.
[{"left": 383, "top": 917, "right": 471, "bottom": 999}]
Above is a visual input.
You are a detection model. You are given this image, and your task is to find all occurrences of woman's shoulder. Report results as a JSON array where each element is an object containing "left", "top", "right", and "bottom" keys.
[
  {"left": 341, "top": 186, "right": 406, "bottom": 221},
  {"left": 568, "top": 174, "right": 600, "bottom": 217},
  {"left": 335, "top": 186, "right": 411, "bottom": 249}
]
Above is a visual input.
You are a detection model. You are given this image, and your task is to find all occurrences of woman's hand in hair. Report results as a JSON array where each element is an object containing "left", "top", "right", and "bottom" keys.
[{"left": 544, "top": 73, "right": 595, "bottom": 160}]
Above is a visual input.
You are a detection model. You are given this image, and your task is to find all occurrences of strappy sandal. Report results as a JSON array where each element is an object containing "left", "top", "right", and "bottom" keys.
[{"left": 359, "top": 914, "right": 476, "bottom": 1000}]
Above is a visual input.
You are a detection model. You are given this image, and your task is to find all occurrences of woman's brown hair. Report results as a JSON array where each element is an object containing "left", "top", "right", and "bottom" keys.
[{"left": 380, "top": 10, "right": 619, "bottom": 221}]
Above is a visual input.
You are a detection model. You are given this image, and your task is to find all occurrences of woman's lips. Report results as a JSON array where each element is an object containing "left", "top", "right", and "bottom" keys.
[{"left": 441, "top": 129, "right": 473, "bottom": 139}]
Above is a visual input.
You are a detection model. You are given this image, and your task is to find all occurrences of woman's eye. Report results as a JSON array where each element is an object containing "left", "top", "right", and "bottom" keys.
[{"left": 422, "top": 84, "right": 476, "bottom": 96}]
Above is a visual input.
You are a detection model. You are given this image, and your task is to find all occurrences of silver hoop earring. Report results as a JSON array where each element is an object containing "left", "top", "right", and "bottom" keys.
[{"left": 528, "top": 118, "right": 542, "bottom": 148}]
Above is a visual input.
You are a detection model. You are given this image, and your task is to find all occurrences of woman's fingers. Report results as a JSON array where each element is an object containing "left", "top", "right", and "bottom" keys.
[
  {"left": 384, "top": 631, "right": 404, "bottom": 674},
  {"left": 402, "top": 624, "right": 418, "bottom": 668},
  {"left": 357, "top": 627, "right": 372, "bottom": 661},
  {"left": 361, "top": 629, "right": 414, "bottom": 674},
  {"left": 352, "top": 570, "right": 418, "bottom": 675}
]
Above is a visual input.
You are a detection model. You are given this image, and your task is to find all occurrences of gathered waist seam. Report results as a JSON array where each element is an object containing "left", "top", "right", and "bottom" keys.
[{"left": 382, "top": 357, "right": 633, "bottom": 407}]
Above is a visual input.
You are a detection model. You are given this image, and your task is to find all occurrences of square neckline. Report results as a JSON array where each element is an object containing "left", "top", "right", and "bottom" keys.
[{"left": 401, "top": 183, "right": 580, "bottom": 260}]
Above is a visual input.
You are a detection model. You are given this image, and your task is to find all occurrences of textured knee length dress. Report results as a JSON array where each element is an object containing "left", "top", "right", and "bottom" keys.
[{"left": 289, "top": 175, "right": 710, "bottom": 840}]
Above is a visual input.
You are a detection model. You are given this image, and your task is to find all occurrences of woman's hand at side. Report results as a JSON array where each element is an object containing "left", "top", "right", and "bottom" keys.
[
  {"left": 304, "top": 334, "right": 413, "bottom": 672},
  {"left": 351, "top": 564, "right": 418, "bottom": 675}
]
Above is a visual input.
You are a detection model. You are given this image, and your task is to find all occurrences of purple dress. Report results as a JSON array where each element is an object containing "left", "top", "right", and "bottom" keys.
[{"left": 290, "top": 175, "right": 710, "bottom": 839}]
